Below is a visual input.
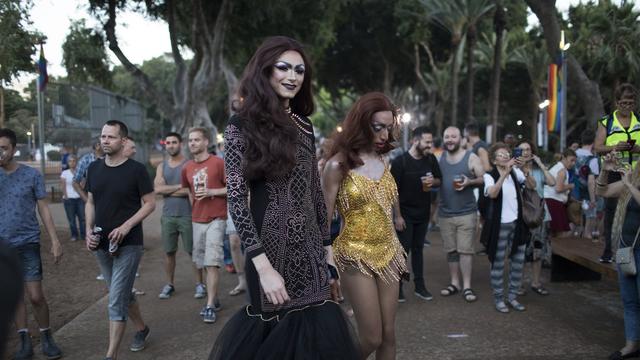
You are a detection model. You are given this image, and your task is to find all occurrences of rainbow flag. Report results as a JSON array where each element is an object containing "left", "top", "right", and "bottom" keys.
[
  {"left": 37, "top": 44, "right": 48, "bottom": 92},
  {"left": 546, "top": 56, "right": 562, "bottom": 133}
]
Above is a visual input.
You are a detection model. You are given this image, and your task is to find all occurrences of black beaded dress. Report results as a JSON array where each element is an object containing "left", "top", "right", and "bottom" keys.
[{"left": 209, "top": 114, "right": 359, "bottom": 360}]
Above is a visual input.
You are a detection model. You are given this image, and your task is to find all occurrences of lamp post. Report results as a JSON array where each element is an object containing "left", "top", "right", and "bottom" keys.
[
  {"left": 559, "top": 31, "right": 570, "bottom": 151},
  {"left": 27, "top": 131, "right": 32, "bottom": 157},
  {"left": 401, "top": 113, "right": 412, "bottom": 151},
  {"left": 538, "top": 99, "right": 550, "bottom": 150}
]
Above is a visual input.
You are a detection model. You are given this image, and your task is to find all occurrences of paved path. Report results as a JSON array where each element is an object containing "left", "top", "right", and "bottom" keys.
[{"left": 40, "top": 201, "right": 623, "bottom": 359}]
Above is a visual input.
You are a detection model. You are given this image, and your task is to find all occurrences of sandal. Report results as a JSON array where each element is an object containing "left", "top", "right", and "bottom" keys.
[
  {"left": 229, "top": 286, "right": 246, "bottom": 296},
  {"left": 462, "top": 288, "right": 477, "bottom": 302},
  {"left": 440, "top": 284, "right": 460, "bottom": 296},
  {"left": 530, "top": 285, "right": 549, "bottom": 296}
]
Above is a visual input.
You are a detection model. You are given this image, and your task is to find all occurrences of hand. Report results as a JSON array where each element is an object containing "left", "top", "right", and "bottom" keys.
[
  {"left": 621, "top": 169, "right": 633, "bottom": 187},
  {"left": 421, "top": 175, "right": 434, "bottom": 188},
  {"left": 329, "top": 278, "right": 342, "bottom": 302},
  {"left": 394, "top": 215, "right": 406, "bottom": 231},
  {"left": 602, "top": 152, "right": 618, "bottom": 171},
  {"left": 258, "top": 267, "right": 290, "bottom": 305},
  {"left": 589, "top": 200, "right": 596, "bottom": 209},
  {"left": 532, "top": 155, "right": 543, "bottom": 167},
  {"left": 514, "top": 156, "right": 525, "bottom": 167},
  {"left": 51, "top": 240, "right": 63, "bottom": 264},
  {"left": 86, "top": 233, "right": 100, "bottom": 251},
  {"left": 194, "top": 187, "right": 209, "bottom": 200},
  {"left": 615, "top": 141, "right": 632, "bottom": 152},
  {"left": 108, "top": 223, "right": 132, "bottom": 244}
]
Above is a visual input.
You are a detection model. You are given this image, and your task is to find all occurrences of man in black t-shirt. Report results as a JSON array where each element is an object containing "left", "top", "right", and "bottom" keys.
[
  {"left": 85, "top": 120, "right": 156, "bottom": 359},
  {"left": 391, "top": 126, "right": 442, "bottom": 302}
]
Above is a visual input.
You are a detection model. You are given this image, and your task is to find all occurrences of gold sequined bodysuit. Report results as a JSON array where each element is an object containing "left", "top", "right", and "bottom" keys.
[{"left": 333, "top": 165, "right": 407, "bottom": 282}]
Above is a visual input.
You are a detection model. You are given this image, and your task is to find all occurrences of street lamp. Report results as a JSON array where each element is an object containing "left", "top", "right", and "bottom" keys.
[
  {"left": 401, "top": 113, "right": 412, "bottom": 150},
  {"left": 559, "top": 30, "right": 571, "bottom": 151},
  {"left": 538, "top": 99, "right": 550, "bottom": 150},
  {"left": 27, "top": 131, "right": 32, "bottom": 157}
]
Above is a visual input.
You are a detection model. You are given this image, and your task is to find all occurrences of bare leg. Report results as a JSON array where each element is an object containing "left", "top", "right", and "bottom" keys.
[
  {"left": 193, "top": 263, "right": 203, "bottom": 285},
  {"left": 531, "top": 259, "right": 543, "bottom": 287},
  {"left": 106, "top": 321, "right": 126, "bottom": 359},
  {"left": 229, "top": 234, "right": 246, "bottom": 292},
  {"left": 164, "top": 252, "right": 176, "bottom": 285},
  {"left": 205, "top": 266, "right": 219, "bottom": 307},
  {"left": 128, "top": 301, "right": 146, "bottom": 332},
  {"left": 340, "top": 267, "right": 382, "bottom": 360},
  {"left": 460, "top": 254, "right": 473, "bottom": 290},
  {"left": 448, "top": 261, "right": 461, "bottom": 290},
  {"left": 14, "top": 298, "right": 28, "bottom": 330},
  {"left": 25, "top": 281, "right": 50, "bottom": 328},
  {"left": 374, "top": 275, "right": 400, "bottom": 360}
]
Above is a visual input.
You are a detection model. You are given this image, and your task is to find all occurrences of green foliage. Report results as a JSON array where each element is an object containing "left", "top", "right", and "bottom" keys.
[
  {"left": 62, "top": 19, "right": 113, "bottom": 88},
  {"left": 0, "top": 0, "right": 42, "bottom": 84}
]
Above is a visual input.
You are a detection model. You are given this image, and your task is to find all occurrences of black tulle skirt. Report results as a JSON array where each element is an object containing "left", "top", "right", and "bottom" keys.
[{"left": 209, "top": 300, "right": 360, "bottom": 360}]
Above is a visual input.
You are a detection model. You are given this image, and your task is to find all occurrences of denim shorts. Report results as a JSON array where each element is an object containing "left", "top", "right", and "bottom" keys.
[
  {"left": 16, "top": 242, "right": 43, "bottom": 282},
  {"left": 96, "top": 245, "right": 143, "bottom": 321}
]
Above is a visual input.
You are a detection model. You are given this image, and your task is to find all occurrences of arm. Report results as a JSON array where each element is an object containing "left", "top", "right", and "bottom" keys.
[
  {"left": 85, "top": 192, "right": 96, "bottom": 250},
  {"left": 477, "top": 147, "right": 492, "bottom": 172},
  {"left": 554, "top": 168, "right": 574, "bottom": 193},
  {"left": 73, "top": 180, "right": 88, "bottom": 202},
  {"left": 154, "top": 162, "right": 182, "bottom": 195},
  {"left": 108, "top": 191, "right": 156, "bottom": 244},
  {"left": 524, "top": 170, "right": 537, "bottom": 190},
  {"left": 60, "top": 177, "right": 67, "bottom": 200},
  {"left": 533, "top": 156, "right": 556, "bottom": 187},
  {"left": 596, "top": 168, "right": 625, "bottom": 198},
  {"left": 587, "top": 174, "right": 597, "bottom": 204},
  {"left": 225, "top": 121, "right": 288, "bottom": 304},
  {"left": 37, "top": 199, "right": 62, "bottom": 263},
  {"left": 321, "top": 158, "right": 344, "bottom": 234},
  {"left": 594, "top": 123, "right": 610, "bottom": 155},
  {"left": 485, "top": 172, "right": 509, "bottom": 199},
  {"left": 463, "top": 153, "right": 485, "bottom": 189},
  {"left": 622, "top": 172, "right": 640, "bottom": 204}
]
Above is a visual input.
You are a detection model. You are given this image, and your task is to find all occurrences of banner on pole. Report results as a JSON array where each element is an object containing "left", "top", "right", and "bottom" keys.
[{"left": 547, "top": 57, "right": 562, "bottom": 133}]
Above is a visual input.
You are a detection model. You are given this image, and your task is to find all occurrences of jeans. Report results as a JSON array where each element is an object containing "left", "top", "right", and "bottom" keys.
[
  {"left": 15, "top": 242, "right": 43, "bottom": 282},
  {"left": 397, "top": 222, "right": 428, "bottom": 288},
  {"left": 63, "top": 198, "right": 85, "bottom": 239},
  {"left": 96, "top": 245, "right": 142, "bottom": 321},
  {"left": 617, "top": 249, "right": 640, "bottom": 341}
]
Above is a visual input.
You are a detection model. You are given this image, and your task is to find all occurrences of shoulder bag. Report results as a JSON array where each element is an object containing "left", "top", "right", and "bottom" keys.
[{"left": 616, "top": 227, "right": 640, "bottom": 277}]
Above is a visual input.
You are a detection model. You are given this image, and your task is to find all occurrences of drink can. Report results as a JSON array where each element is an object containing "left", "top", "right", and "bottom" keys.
[{"left": 91, "top": 226, "right": 102, "bottom": 251}]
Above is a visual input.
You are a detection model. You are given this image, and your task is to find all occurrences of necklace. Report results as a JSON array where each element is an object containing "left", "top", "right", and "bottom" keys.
[{"left": 285, "top": 107, "right": 313, "bottom": 135}]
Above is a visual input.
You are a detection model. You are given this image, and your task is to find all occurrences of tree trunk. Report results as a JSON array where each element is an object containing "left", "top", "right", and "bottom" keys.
[
  {"left": 103, "top": 0, "right": 231, "bottom": 139},
  {"left": 465, "top": 28, "right": 477, "bottom": 123},
  {"left": 0, "top": 84, "right": 4, "bottom": 130},
  {"left": 530, "top": 89, "right": 541, "bottom": 145},
  {"left": 489, "top": 2, "right": 505, "bottom": 143},
  {"left": 525, "top": 0, "right": 605, "bottom": 128},
  {"left": 451, "top": 42, "right": 460, "bottom": 127},
  {"left": 435, "top": 103, "right": 445, "bottom": 137}
]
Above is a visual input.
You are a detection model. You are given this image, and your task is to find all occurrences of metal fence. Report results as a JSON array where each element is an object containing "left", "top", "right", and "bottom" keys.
[{"left": 17, "top": 83, "right": 149, "bottom": 200}]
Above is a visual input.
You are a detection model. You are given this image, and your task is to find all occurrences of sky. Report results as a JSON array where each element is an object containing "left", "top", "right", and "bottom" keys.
[{"left": 9, "top": 0, "right": 635, "bottom": 90}]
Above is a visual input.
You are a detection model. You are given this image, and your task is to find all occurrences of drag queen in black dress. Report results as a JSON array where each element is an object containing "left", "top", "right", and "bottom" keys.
[{"left": 209, "top": 36, "right": 359, "bottom": 360}]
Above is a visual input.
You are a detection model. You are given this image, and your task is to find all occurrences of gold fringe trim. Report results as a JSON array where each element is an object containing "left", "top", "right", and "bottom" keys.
[{"left": 334, "top": 246, "right": 407, "bottom": 284}]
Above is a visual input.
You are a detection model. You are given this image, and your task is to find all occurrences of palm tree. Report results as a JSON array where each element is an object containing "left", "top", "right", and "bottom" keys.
[
  {"left": 488, "top": 0, "right": 505, "bottom": 143},
  {"left": 414, "top": 42, "right": 453, "bottom": 136},
  {"left": 419, "top": 0, "right": 494, "bottom": 126}
]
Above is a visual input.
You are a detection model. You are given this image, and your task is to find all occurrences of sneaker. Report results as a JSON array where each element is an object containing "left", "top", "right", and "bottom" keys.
[
  {"left": 96, "top": 274, "right": 105, "bottom": 281},
  {"left": 414, "top": 287, "right": 433, "bottom": 301},
  {"left": 135, "top": 272, "right": 140, "bottom": 278},
  {"left": 508, "top": 299, "right": 526, "bottom": 312},
  {"left": 70, "top": 236, "right": 77, "bottom": 242},
  {"left": 213, "top": 298, "right": 222, "bottom": 312},
  {"left": 194, "top": 283, "right": 207, "bottom": 299},
  {"left": 599, "top": 255, "right": 613, "bottom": 264},
  {"left": 15, "top": 331, "right": 33, "bottom": 360},
  {"left": 203, "top": 306, "right": 216, "bottom": 323},
  {"left": 40, "top": 329, "right": 62, "bottom": 359},
  {"left": 158, "top": 284, "right": 175, "bottom": 299},
  {"left": 495, "top": 301, "right": 509, "bottom": 313},
  {"left": 398, "top": 287, "right": 406, "bottom": 303},
  {"left": 130, "top": 326, "right": 150, "bottom": 352}
]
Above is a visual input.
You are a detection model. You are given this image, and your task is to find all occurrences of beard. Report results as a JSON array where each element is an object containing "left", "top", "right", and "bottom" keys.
[
  {"left": 167, "top": 148, "right": 180, "bottom": 157},
  {"left": 445, "top": 142, "right": 460, "bottom": 153}
]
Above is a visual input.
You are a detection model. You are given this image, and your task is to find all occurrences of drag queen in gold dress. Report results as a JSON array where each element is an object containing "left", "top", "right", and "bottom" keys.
[{"left": 323, "top": 92, "right": 407, "bottom": 360}]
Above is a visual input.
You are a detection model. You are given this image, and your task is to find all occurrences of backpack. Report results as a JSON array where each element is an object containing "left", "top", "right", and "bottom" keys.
[{"left": 573, "top": 154, "right": 596, "bottom": 201}]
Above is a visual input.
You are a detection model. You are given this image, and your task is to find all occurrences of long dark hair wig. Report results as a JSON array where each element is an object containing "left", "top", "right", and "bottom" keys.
[
  {"left": 234, "top": 36, "right": 314, "bottom": 180},
  {"left": 328, "top": 92, "right": 398, "bottom": 172}
]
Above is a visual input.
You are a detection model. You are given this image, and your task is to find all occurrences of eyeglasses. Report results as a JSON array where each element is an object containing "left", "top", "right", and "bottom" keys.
[
  {"left": 495, "top": 152, "right": 511, "bottom": 159},
  {"left": 274, "top": 61, "right": 305, "bottom": 75},
  {"left": 371, "top": 123, "right": 394, "bottom": 133}
]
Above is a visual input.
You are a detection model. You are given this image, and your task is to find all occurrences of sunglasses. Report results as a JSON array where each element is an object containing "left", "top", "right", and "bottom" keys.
[
  {"left": 371, "top": 123, "right": 394, "bottom": 133},
  {"left": 274, "top": 61, "right": 305, "bottom": 75}
]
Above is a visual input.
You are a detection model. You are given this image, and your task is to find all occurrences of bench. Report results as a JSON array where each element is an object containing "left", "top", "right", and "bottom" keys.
[{"left": 550, "top": 236, "right": 617, "bottom": 281}]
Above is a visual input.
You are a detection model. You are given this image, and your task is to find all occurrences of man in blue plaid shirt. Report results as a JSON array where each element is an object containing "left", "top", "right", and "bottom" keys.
[{"left": 73, "top": 140, "right": 103, "bottom": 202}]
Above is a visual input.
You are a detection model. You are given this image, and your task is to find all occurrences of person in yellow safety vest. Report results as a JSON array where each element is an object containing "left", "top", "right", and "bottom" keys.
[{"left": 594, "top": 83, "right": 640, "bottom": 264}]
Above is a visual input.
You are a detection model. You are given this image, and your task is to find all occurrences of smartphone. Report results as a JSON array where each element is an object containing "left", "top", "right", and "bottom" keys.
[{"left": 513, "top": 148, "right": 523, "bottom": 158}]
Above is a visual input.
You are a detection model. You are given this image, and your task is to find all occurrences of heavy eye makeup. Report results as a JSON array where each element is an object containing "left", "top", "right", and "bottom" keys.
[{"left": 274, "top": 61, "right": 305, "bottom": 75}]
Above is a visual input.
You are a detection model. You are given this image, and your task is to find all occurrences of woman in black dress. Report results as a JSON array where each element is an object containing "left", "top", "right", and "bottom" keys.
[{"left": 209, "top": 36, "right": 359, "bottom": 360}]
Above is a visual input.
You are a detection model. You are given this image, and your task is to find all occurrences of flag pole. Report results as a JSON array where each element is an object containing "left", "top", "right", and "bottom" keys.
[
  {"left": 559, "top": 31, "right": 569, "bottom": 152},
  {"left": 37, "top": 43, "right": 46, "bottom": 175}
]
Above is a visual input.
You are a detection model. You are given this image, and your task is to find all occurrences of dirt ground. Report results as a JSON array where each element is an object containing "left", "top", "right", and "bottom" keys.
[{"left": 3, "top": 228, "right": 107, "bottom": 360}]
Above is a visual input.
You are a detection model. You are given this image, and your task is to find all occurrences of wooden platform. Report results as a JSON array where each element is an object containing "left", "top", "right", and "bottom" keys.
[{"left": 551, "top": 236, "right": 617, "bottom": 281}]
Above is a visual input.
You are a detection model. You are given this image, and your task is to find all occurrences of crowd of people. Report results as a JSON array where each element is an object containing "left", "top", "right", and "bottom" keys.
[{"left": 1, "top": 35, "right": 640, "bottom": 360}]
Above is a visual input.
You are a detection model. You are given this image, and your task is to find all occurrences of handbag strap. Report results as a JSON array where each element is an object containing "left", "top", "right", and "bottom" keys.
[{"left": 632, "top": 226, "right": 640, "bottom": 249}]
